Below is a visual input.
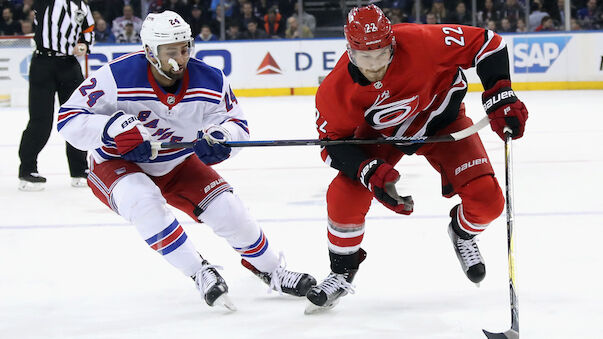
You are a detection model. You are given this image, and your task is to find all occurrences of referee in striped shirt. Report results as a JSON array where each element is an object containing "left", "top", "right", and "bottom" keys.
[{"left": 18, "top": 0, "right": 95, "bottom": 191}]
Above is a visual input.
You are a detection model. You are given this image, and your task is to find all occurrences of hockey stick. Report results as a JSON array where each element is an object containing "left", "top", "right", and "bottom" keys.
[
  {"left": 150, "top": 116, "right": 490, "bottom": 156},
  {"left": 483, "top": 127, "right": 519, "bottom": 339}
]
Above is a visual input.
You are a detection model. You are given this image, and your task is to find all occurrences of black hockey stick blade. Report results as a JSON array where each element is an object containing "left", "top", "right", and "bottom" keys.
[{"left": 483, "top": 329, "right": 519, "bottom": 339}]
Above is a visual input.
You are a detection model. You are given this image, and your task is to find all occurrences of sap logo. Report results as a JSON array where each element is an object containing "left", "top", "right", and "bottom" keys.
[{"left": 513, "top": 36, "right": 571, "bottom": 73}]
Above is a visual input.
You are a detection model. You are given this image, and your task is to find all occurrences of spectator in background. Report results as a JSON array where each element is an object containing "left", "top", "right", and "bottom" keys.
[
  {"left": 210, "top": 0, "right": 234, "bottom": 18},
  {"left": 429, "top": 0, "right": 446, "bottom": 24},
  {"left": 94, "top": 19, "right": 116, "bottom": 43},
  {"left": 210, "top": 5, "right": 226, "bottom": 35},
  {"left": 486, "top": 19, "right": 497, "bottom": 31},
  {"left": 551, "top": 0, "right": 577, "bottom": 29},
  {"left": 92, "top": 10, "right": 104, "bottom": 24},
  {"left": 112, "top": 5, "right": 143, "bottom": 38},
  {"left": 499, "top": 0, "right": 524, "bottom": 27},
  {"left": 477, "top": 0, "right": 500, "bottom": 27},
  {"left": 445, "top": 1, "right": 472, "bottom": 25},
  {"left": 285, "top": 16, "right": 313, "bottom": 39},
  {"left": 535, "top": 15, "right": 556, "bottom": 31},
  {"left": 0, "top": 7, "right": 22, "bottom": 35},
  {"left": 197, "top": 24, "right": 218, "bottom": 41},
  {"left": 236, "top": 2, "right": 257, "bottom": 32},
  {"left": 577, "top": 0, "right": 603, "bottom": 29},
  {"left": 164, "top": 0, "right": 187, "bottom": 18},
  {"left": 264, "top": 7, "right": 285, "bottom": 38},
  {"left": 20, "top": 20, "right": 33, "bottom": 35},
  {"left": 226, "top": 20, "right": 243, "bottom": 40},
  {"left": 105, "top": 0, "right": 142, "bottom": 24},
  {"left": 500, "top": 17, "right": 513, "bottom": 32},
  {"left": 243, "top": 19, "right": 268, "bottom": 39},
  {"left": 188, "top": 5, "right": 210, "bottom": 37},
  {"left": 116, "top": 21, "right": 141, "bottom": 43},
  {"left": 254, "top": 0, "right": 270, "bottom": 18},
  {"left": 291, "top": 2, "right": 316, "bottom": 33},
  {"left": 14, "top": 0, "right": 33, "bottom": 22},
  {"left": 528, "top": 0, "right": 549, "bottom": 31},
  {"left": 425, "top": 12, "right": 437, "bottom": 24},
  {"left": 516, "top": 17, "right": 528, "bottom": 32},
  {"left": 570, "top": 18, "right": 582, "bottom": 30}
]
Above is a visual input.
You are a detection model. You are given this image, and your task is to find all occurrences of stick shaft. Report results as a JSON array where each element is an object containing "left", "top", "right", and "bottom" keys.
[
  {"left": 152, "top": 116, "right": 489, "bottom": 150},
  {"left": 504, "top": 130, "right": 520, "bottom": 333}
]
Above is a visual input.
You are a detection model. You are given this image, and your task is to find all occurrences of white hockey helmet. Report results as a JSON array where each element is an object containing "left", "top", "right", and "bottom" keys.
[{"left": 140, "top": 11, "right": 193, "bottom": 75}]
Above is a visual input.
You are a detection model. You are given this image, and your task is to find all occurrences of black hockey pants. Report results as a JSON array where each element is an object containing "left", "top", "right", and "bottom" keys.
[{"left": 18, "top": 52, "right": 88, "bottom": 178}]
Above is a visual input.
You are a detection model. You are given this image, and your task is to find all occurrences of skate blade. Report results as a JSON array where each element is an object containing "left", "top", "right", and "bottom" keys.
[
  {"left": 71, "top": 178, "right": 88, "bottom": 187},
  {"left": 214, "top": 294, "right": 237, "bottom": 312},
  {"left": 18, "top": 181, "right": 45, "bottom": 191},
  {"left": 304, "top": 300, "right": 338, "bottom": 315}
]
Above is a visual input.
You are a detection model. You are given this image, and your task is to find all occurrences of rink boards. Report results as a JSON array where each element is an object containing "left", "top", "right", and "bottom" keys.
[{"left": 1, "top": 31, "right": 602, "bottom": 106}]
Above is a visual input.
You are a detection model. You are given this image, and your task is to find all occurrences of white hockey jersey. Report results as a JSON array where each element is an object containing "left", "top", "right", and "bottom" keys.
[{"left": 58, "top": 52, "right": 249, "bottom": 176}]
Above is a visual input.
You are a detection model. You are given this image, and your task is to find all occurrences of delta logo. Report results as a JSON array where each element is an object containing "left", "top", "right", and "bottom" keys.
[
  {"left": 513, "top": 36, "right": 571, "bottom": 73},
  {"left": 256, "top": 52, "right": 282, "bottom": 75}
]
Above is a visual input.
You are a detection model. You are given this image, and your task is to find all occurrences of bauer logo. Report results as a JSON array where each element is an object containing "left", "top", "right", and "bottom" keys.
[{"left": 513, "top": 36, "right": 571, "bottom": 73}]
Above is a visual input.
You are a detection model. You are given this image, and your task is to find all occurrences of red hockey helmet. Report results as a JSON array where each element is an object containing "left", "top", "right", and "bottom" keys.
[{"left": 344, "top": 5, "right": 393, "bottom": 51}]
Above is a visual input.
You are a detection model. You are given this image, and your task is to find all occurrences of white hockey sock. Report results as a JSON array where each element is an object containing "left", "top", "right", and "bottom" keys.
[
  {"left": 200, "top": 191, "right": 279, "bottom": 273},
  {"left": 112, "top": 173, "right": 203, "bottom": 277}
]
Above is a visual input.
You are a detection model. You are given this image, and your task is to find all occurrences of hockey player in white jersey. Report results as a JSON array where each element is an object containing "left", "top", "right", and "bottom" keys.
[{"left": 57, "top": 10, "right": 316, "bottom": 310}]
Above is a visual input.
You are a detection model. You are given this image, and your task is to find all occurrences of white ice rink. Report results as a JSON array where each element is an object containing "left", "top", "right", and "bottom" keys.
[{"left": 1, "top": 90, "right": 602, "bottom": 339}]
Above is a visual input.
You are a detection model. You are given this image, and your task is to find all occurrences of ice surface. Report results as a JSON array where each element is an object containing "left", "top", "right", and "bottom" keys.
[{"left": 1, "top": 91, "right": 602, "bottom": 338}]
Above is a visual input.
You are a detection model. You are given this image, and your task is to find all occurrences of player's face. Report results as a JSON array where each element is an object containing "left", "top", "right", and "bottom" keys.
[
  {"left": 349, "top": 46, "right": 392, "bottom": 82},
  {"left": 158, "top": 41, "right": 191, "bottom": 80}
]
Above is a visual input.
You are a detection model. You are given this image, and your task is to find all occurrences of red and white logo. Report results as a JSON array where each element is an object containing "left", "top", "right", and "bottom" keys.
[
  {"left": 364, "top": 91, "right": 420, "bottom": 130},
  {"left": 256, "top": 52, "right": 282, "bottom": 75}
]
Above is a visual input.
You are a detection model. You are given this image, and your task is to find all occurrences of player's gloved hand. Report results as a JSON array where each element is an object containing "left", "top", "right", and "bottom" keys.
[
  {"left": 193, "top": 125, "right": 232, "bottom": 165},
  {"left": 358, "top": 159, "right": 414, "bottom": 215},
  {"left": 482, "top": 79, "right": 528, "bottom": 140},
  {"left": 103, "top": 111, "right": 152, "bottom": 162}
]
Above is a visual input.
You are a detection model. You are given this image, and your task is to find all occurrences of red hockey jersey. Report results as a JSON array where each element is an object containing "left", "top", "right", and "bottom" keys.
[{"left": 315, "top": 23, "right": 508, "bottom": 169}]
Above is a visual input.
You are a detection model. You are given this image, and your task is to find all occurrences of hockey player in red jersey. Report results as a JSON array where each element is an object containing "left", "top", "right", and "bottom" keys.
[{"left": 305, "top": 4, "right": 528, "bottom": 313}]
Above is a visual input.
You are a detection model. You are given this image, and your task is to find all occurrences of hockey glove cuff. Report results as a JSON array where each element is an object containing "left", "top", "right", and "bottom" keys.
[
  {"left": 358, "top": 159, "right": 414, "bottom": 215},
  {"left": 482, "top": 80, "right": 528, "bottom": 140},
  {"left": 103, "top": 111, "right": 152, "bottom": 162}
]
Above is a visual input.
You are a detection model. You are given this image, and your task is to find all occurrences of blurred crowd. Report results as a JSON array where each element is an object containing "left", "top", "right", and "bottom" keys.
[{"left": 1, "top": 0, "right": 602, "bottom": 41}]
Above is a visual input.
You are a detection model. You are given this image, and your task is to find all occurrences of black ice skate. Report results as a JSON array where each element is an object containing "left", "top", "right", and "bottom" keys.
[
  {"left": 448, "top": 205, "right": 486, "bottom": 285},
  {"left": 18, "top": 172, "right": 47, "bottom": 191},
  {"left": 241, "top": 256, "right": 316, "bottom": 297},
  {"left": 192, "top": 259, "right": 236, "bottom": 311},
  {"left": 305, "top": 248, "right": 366, "bottom": 314}
]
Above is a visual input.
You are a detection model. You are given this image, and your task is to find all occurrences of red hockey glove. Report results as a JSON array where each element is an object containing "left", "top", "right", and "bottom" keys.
[
  {"left": 103, "top": 111, "right": 152, "bottom": 162},
  {"left": 482, "top": 80, "right": 528, "bottom": 140},
  {"left": 358, "top": 159, "right": 414, "bottom": 215}
]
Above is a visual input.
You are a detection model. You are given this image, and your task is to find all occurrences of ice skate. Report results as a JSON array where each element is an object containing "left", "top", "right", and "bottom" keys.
[
  {"left": 305, "top": 248, "right": 366, "bottom": 314},
  {"left": 192, "top": 259, "right": 236, "bottom": 311},
  {"left": 305, "top": 271, "right": 356, "bottom": 314},
  {"left": 448, "top": 222, "right": 486, "bottom": 285},
  {"left": 70, "top": 177, "right": 88, "bottom": 188},
  {"left": 18, "top": 173, "right": 46, "bottom": 191},
  {"left": 241, "top": 254, "right": 316, "bottom": 297}
]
